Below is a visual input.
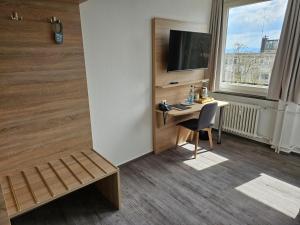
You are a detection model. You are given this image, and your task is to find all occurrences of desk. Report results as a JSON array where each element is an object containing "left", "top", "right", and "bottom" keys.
[{"left": 160, "top": 100, "right": 229, "bottom": 144}]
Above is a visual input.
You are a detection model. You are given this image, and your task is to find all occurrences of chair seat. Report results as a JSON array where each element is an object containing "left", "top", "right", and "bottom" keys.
[{"left": 178, "top": 119, "right": 213, "bottom": 131}]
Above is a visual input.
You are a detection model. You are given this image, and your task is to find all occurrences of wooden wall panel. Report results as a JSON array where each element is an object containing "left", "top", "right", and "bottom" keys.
[
  {"left": 152, "top": 18, "right": 209, "bottom": 153},
  {"left": 0, "top": 0, "right": 92, "bottom": 178}
]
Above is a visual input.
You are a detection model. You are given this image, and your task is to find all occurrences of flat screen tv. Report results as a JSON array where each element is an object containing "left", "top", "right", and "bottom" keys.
[{"left": 167, "top": 30, "right": 212, "bottom": 72}]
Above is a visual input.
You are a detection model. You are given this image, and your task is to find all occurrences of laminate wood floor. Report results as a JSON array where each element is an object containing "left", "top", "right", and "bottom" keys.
[{"left": 12, "top": 133, "right": 300, "bottom": 225}]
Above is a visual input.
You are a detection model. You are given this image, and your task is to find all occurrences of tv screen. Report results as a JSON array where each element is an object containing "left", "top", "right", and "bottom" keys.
[{"left": 167, "top": 30, "right": 212, "bottom": 72}]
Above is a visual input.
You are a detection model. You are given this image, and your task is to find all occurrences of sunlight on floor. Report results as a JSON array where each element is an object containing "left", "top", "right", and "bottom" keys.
[
  {"left": 182, "top": 143, "right": 229, "bottom": 171},
  {"left": 235, "top": 173, "right": 300, "bottom": 219}
]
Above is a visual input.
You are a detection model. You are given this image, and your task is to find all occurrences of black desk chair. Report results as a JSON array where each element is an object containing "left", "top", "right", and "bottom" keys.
[{"left": 176, "top": 102, "right": 218, "bottom": 158}]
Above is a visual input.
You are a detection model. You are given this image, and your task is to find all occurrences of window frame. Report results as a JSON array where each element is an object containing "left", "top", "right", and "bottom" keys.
[{"left": 216, "top": 0, "right": 275, "bottom": 96}]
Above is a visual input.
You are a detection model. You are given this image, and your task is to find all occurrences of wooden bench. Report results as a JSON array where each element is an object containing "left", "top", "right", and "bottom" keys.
[{"left": 0, "top": 150, "right": 120, "bottom": 225}]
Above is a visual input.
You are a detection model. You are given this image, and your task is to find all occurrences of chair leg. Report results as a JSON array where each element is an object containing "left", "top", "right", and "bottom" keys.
[
  {"left": 208, "top": 128, "right": 213, "bottom": 150},
  {"left": 189, "top": 131, "right": 194, "bottom": 143},
  {"left": 175, "top": 126, "right": 181, "bottom": 148},
  {"left": 194, "top": 131, "right": 199, "bottom": 159}
]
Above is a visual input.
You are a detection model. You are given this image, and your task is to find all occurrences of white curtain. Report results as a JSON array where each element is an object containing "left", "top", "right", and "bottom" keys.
[
  {"left": 268, "top": 0, "right": 300, "bottom": 153},
  {"left": 205, "top": 0, "right": 224, "bottom": 91},
  {"left": 268, "top": 0, "right": 300, "bottom": 104},
  {"left": 271, "top": 101, "right": 300, "bottom": 154}
]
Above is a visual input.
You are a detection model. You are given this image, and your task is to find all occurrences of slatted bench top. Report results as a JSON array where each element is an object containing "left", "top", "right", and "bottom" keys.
[{"left": 0, "top": 150, "right": 118, "bottom": 219}]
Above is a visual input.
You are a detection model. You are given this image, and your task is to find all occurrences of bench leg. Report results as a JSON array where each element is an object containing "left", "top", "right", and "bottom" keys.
[
  {"left": 95, "top": 172, "right": 121, "bottom": 210},
  {"left": 0, "top": 185, "right": 11, "bottom": 225}
]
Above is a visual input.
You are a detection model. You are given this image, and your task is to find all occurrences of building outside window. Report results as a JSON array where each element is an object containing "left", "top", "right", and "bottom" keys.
[{"left": 218, "top": 0, "right": 288, "bottom": 96}]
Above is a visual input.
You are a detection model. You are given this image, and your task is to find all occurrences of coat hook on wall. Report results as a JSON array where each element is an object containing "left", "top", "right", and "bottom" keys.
[
  {"left": 48, "top": 16, "right": 64, "bottom": 45},
  {"left": 10, "top": 12, "right": 23, "bottom": 21},
  {"left": 48, "top": 16, "right": 60, "bottom": 24}
]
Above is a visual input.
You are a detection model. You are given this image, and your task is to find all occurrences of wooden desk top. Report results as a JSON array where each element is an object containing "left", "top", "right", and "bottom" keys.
[{"left": 162, "top": 100, "right": 229, "bottom": 117}]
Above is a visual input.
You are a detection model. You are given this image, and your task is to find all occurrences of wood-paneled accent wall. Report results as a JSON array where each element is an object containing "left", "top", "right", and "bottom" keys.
[
  {"left": 0, "top": 0, "right": 92, "bottom": 179},
  {"left": 152, "top": 18, "right": 209, "bottom": 154}
]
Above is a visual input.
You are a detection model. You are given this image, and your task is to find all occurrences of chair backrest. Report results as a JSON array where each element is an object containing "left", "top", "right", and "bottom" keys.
[{"left": 197, "top": 102, "right": 218, "bottom": 130}]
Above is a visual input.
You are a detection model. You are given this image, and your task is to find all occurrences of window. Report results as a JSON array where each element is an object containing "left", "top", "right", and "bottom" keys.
[{"left": 218, "top": 0, "right": 288, "bottom": 96}]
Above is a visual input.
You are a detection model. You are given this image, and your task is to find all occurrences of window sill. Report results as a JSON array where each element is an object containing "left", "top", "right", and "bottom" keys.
[{"left": 213, "top": 91, "right": 277, "bottom": 101}]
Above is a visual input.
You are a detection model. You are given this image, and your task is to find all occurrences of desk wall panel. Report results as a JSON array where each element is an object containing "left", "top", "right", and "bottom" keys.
[{"left": 152, "top": 18, "right": 208, "bottom": 153}]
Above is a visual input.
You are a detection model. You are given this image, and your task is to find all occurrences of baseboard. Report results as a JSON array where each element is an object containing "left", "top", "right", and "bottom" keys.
[
  {"left": 278, "top": 146, "right": 300, "bottom": 154},
  {"left": 118, "top": 151, "right": 153, "bottom": 168}
]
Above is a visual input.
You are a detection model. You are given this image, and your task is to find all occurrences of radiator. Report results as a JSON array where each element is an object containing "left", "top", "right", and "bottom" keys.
[{"left": 223, "top": 102, "right": 261, "bottom": 138}]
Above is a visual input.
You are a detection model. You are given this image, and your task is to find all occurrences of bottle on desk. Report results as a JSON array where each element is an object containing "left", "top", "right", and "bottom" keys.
[
  {"left": 188, "top": 85, "right": 195, "bottom": 104},
  {"left": 194, "top": 92, "right": 200, "bottom": 101},
  {"left": 201, "top": 87, "right": 208, "bottom": 99}
]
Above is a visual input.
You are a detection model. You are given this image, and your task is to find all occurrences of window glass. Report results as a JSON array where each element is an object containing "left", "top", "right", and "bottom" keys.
[{"left": 221, "top": 0, "right": 288, "bottom": 92}]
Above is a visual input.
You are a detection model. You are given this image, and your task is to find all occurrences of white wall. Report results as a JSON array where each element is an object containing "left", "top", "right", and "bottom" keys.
[{"left": 80, "top": 0, "right": 212, "bottom": 165}]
